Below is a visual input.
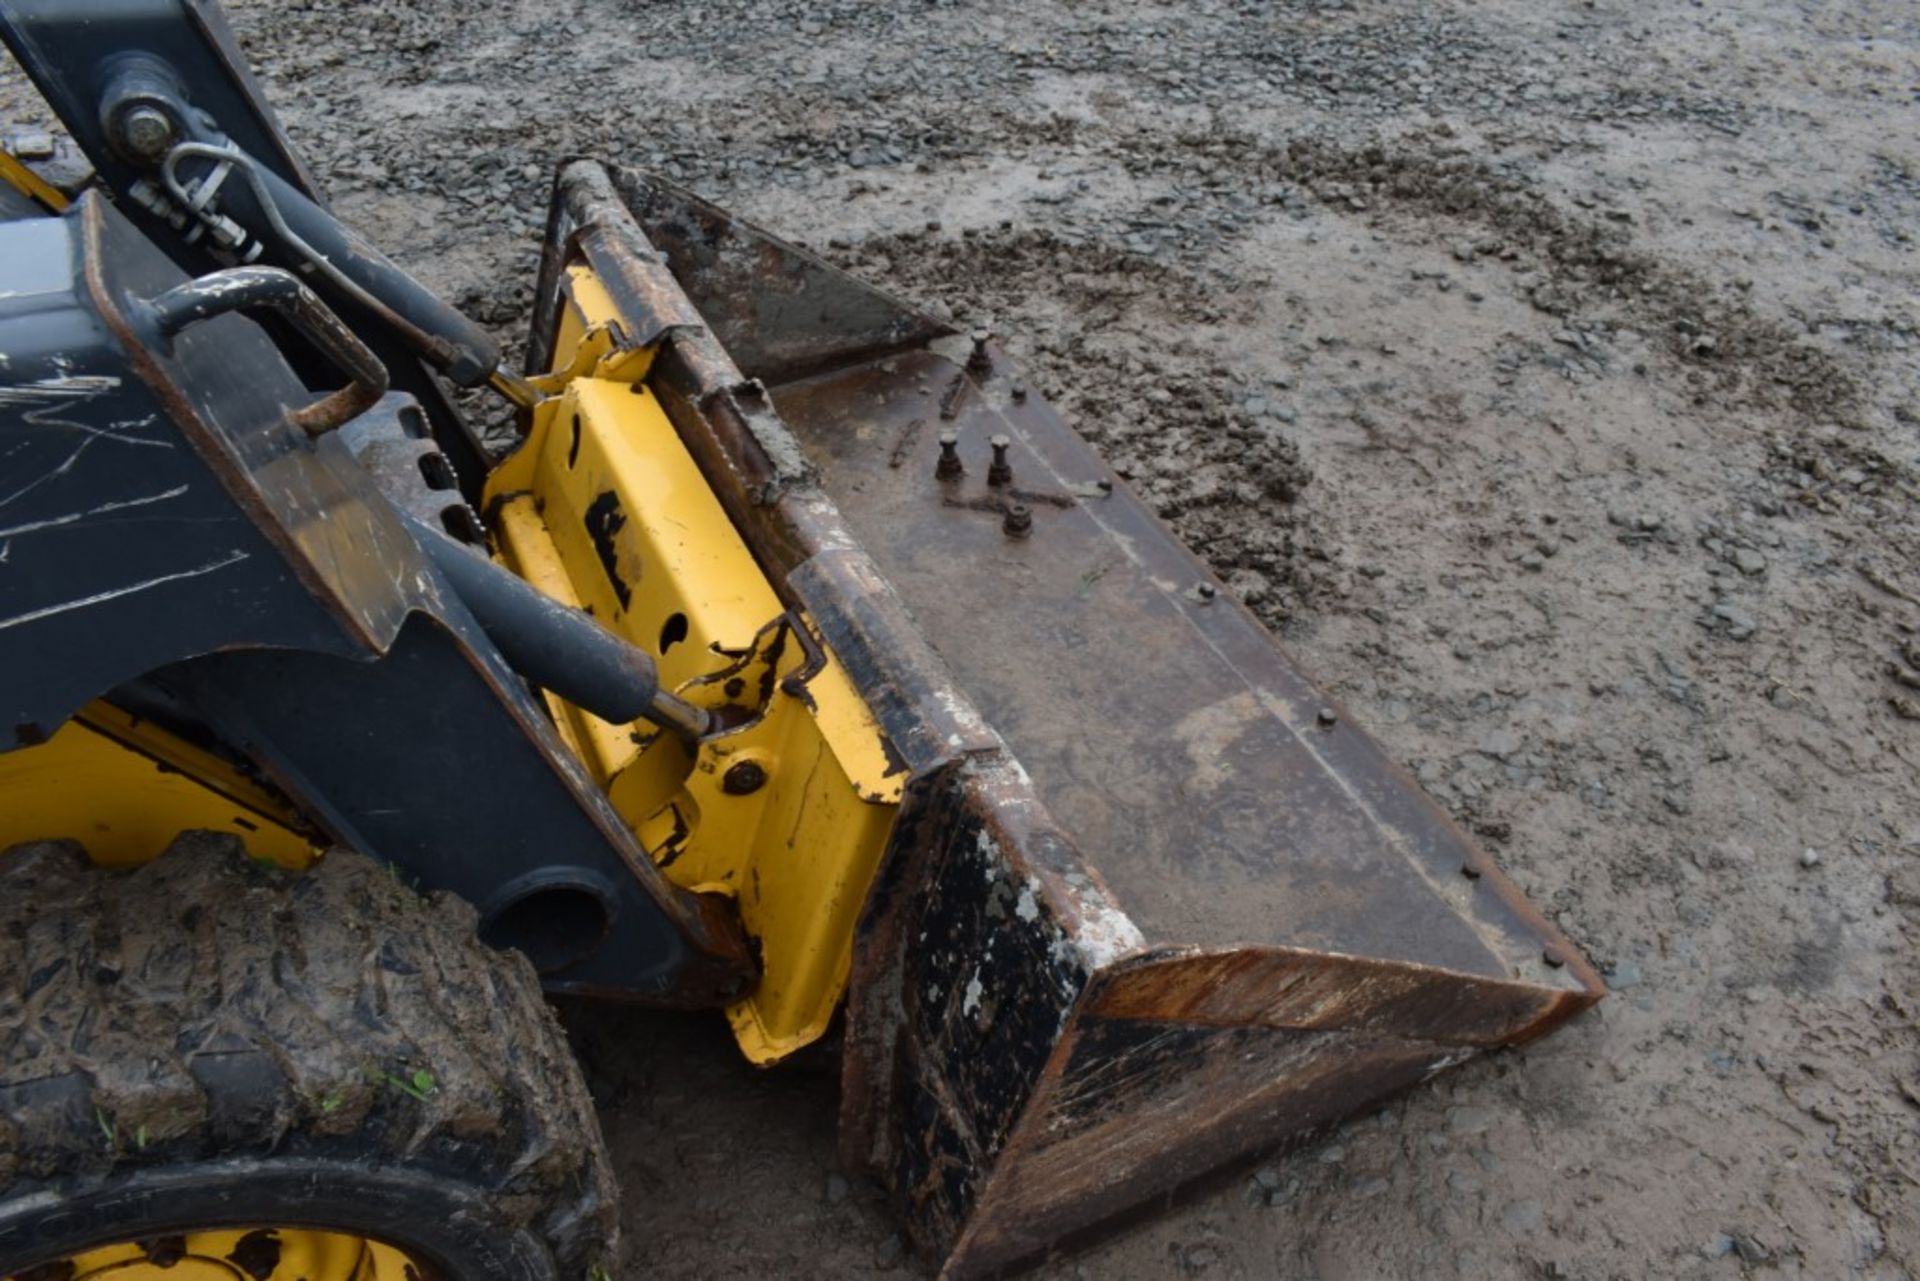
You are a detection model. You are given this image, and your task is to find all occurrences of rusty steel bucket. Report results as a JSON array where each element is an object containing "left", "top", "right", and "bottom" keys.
[{"left": 530, "top": 162, "right": 1604, "bottom": 1278}]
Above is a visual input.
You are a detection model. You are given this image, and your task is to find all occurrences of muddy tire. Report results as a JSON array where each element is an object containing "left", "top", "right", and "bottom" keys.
[{"left": 0, "top": 833, "right": 618, "bottom": 1279}]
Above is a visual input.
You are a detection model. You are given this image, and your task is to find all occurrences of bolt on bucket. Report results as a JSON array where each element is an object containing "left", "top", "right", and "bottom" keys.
[{"left": 530, "top": 162, "right": 1603, "bottom": 1278}]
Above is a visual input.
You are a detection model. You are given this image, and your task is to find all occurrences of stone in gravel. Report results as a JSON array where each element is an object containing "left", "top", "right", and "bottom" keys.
[
  {"left": 6, "top": 128, "right": 52, "bottom": 158},
  {"left": 1480, "top": 729, "right": 1521, "bottom": 759},
  {"left": 1703, "top": 1233, "right": 1735, "bottom": 1259},
  {"left": 1501, "top": 1199, "right": 1543, "bottom": 1235},
  {"left": 1710, "top": 604, "right": 1756, "bottom": 640},
  {"left": 1446, "top": 1105, "right": 1494, "bottom": 1135},
  {"left": 874, "top": 1234, "right": 905, "bottom": 1269},
  {"left": 1252, "top": 1165, "right": 1283, "bottom": 1191},
  {"left": 1731, "top": 548, "right": 1768, "bottom": 576},
  {"left": 1800, "top": 848, "right": 1822, "bottom": 868},
  {"left": 1454, "top": 1248, "right": 1495, "bottom": 1274},
  {"left": 1352, "top": 1175, "right": 1390, "bottom": 1197},
  {"left": 1731, "top": 1232, "right": 1773, "bottom": 1264}
]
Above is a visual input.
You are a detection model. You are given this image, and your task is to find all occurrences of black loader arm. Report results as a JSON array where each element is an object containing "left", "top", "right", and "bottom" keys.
[
  {"left": 0, "top": 0, "right": 512, "bottom": 493},
  {"left": 0, "top": 191, "right": 755, "bottom": 1006}
]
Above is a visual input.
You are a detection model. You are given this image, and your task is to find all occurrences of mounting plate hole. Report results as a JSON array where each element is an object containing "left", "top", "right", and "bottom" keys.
[
  {"left": 417, "top": 451, "right": 458, "bottom": 491},
  {"left": 440, "top": 505, "right": 487, "bottom": 546}
]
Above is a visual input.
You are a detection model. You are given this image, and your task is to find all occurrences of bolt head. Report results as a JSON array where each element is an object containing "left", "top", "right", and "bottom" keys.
[
  {"left": 117, "top": 104, "right": 176, "bottom": 162},
  {"left": 967, "top": 330, "right": 995, "bottom": 372},
  {"left": 935, "top": 430, "right": 964, "bottom": 479},
  {"left": 722, "top": 759, "right": 768, "bottom": 796}
]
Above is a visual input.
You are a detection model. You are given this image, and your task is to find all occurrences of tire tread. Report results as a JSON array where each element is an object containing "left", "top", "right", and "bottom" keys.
[{"left": 0, "top": 833, "right": 617, "bottom": 1276}]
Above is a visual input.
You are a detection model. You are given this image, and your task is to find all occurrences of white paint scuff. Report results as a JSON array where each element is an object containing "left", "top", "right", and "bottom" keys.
[{"left": 0, "top": 549, "right": 249, "bottom": 633}]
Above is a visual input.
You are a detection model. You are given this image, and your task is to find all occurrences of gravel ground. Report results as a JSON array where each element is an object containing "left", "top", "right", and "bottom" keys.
[{"left": 8, "top": 0, "right": 1920, "bottom": 1276}]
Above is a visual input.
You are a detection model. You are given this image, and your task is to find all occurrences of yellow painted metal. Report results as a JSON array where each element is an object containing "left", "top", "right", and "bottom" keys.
[
  {"left": 25, "top": 1226, "right": 417, "bottom": 1280},
  {"left": 0, "top": 703, "right": 320, "bottom": 869},
  {"left": 488, "top": 265, "right": 904, "bottom": 1062},
  {"left": 524, "top": 266, "right": 654, "bottom": 400},
  {"left": 675, "top": 638, "right": 904, "bottom": 1059},
  {"left": 492, "top": 378, "right": 781, "bottom": 756},
  {"left": 0, "top": 148, "right": 67, "bottom": 211}
]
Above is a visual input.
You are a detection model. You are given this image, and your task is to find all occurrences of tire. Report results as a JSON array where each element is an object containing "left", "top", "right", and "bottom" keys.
[{"left": 0, "top": 833, "right": 618, "bottom": 1279}]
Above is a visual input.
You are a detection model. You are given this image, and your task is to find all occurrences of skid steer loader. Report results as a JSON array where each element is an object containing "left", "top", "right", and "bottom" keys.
[{"left": 0, "top": 2, "right": 1603, "bottom": 1276}]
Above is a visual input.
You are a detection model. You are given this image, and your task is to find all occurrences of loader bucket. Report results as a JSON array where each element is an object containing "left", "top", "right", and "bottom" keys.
[{"left": 532, "top": 162, "right": 1604, "bottom": 1277}]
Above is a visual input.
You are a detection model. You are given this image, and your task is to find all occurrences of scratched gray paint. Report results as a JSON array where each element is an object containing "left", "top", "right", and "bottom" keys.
[{"left": 0, "top": 195, "right": 755, "bottom": 1004}]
